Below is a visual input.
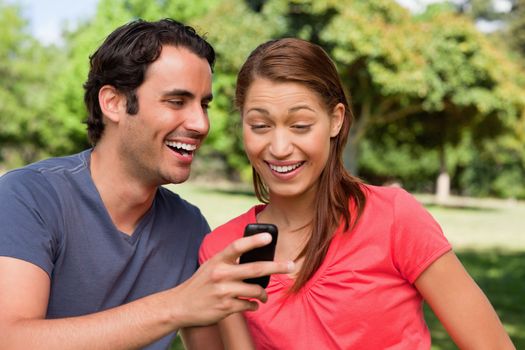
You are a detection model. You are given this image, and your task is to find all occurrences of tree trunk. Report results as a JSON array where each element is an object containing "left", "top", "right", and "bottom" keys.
[
  {"left": 436, "top": 144, "right": 450, "bottom": 205},
  {"left": 344, "top": 133, "right": 359, "bottom": 176},
  {"left": 344, "top": 93, "right": 372, "bottom": 176}
]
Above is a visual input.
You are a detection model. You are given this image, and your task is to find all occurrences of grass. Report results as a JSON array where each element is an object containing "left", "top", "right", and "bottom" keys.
[{"left": 168, "top": 180, "right": 525, "bottom": 349}]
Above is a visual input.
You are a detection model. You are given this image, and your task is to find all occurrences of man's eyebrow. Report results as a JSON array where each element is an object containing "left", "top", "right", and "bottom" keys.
[
  {"left": 162, "top": 89, "right": 194, "bottom": 98},
  {"left": 162, "top": 89, "right": 213, "bottom": 102}
]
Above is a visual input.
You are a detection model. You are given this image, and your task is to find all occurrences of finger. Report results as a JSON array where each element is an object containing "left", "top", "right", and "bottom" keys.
[
  {"left": 236, "top": 282, "right": 268, "bottom": 303},
  {"left": 215, "top": 233, "right": 273, "bottom": 263},
  {"left": 213, "top": 282, "right": 265, "bottom": 310},
  {"left": 206, "top": 276, "right": 268, "bottom": 301},
  {"left": 235, "top": 260, "right": 294, "bottom": 283},
  {"left": 228, "top": 297, "right": 261, "bottom": 313}
]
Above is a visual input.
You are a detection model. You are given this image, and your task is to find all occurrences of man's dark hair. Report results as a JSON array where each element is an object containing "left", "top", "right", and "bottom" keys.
[{"left": 83, "top": 18, "right": 215, "bottom": 145}]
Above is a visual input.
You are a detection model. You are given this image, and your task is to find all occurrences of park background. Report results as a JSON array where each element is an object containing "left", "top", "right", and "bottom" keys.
[{"left": 0, "top": 0, "right": 524, "bottom": 348}]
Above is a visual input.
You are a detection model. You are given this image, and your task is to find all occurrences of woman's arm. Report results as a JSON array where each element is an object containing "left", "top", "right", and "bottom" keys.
[
  {"left": 180, "top": 313, "right": 254, "bottom": 350},
  {"left": 179, "top": 325, "right": 223, "bottom": 350},
  {"left": 218, "top": 313, "right": 255, "bottom": 350},
  {"left": 414, "top": 250, "right": 515, "bottom": 350}
]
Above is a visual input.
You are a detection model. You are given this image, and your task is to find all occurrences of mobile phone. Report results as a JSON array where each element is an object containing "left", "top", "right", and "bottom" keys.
[{"left": 239, "top": 223, "right": 279, "bottom": 288}]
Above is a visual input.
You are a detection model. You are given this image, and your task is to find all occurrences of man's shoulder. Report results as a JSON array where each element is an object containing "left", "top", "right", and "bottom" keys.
[
  {"left": 2, "top": 150, "right": 90, "bottom": 179},
  {"left": 24, "top": 150, "right": 90, "bottom": 175},
  {"left": 0, "top": 150, "right": 91, "bottom": 200},
  {"left": 157, "top": 186, "right": 192, "bottom": 207},
  {"left": 156, "top": 186, "right": 206, "bottom": 220}
]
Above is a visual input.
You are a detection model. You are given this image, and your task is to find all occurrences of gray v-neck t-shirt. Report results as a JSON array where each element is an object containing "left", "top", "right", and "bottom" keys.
[{"left": 0, "top": 149, "right": 210, "bottom": 349}]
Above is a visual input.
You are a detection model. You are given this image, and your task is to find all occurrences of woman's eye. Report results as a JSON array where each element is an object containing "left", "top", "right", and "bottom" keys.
[
  {"left": 292, "top": 124, "right": 311, "bottom": 131},
  {"left": 250, "top": 124, "right": 269, "bottom": 130}
]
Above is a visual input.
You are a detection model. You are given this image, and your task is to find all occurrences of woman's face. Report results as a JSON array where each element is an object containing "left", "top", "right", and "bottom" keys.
[{"left": 242, "top": 78, "right": 343, "bottom": 200}]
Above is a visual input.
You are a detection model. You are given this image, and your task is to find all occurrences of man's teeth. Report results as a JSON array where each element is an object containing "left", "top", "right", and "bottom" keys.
[
  {"left": 269, "top": 163, "right": 302, "bottom": 173},
  {"left": 165, "top": 141, "right": 197, "bottom": 152}
]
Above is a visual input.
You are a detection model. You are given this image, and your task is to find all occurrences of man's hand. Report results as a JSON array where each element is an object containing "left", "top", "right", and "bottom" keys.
[{"left": 169, "top": 233, "right": 293, "bottom": 328}]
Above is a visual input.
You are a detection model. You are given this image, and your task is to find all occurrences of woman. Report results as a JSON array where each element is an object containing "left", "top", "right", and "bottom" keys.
[{"left": 197, "top": 38, "right": 514, "bottom": 349}]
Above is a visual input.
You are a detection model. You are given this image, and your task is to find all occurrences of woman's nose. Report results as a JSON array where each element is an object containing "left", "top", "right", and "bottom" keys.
[{"left": 268, "top": 129, "right": 293, "bottom": 158}]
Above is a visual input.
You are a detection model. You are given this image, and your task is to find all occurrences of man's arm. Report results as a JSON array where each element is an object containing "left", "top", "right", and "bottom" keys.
[
  {"left": 0, "top": 256, "right": 183, "bottom": 349},
  {"left": 0, "top": 233, "right": 293, "bottom": 349}
]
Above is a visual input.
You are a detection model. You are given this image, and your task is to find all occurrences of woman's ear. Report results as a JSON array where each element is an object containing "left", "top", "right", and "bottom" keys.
[
  {"left": 330, "top": 103, "right": 345, "bottom": 138},
  {"left": 98, "top": 85, "right": 125, "bottom": 123}
]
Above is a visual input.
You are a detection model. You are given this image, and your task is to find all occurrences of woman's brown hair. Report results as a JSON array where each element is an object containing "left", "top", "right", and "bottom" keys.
[{"left": 236, "top": 38, "right": 367, "bottom": 292}]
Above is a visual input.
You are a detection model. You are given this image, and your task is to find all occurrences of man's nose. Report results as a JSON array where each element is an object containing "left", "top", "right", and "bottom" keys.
[{"left": 186, "top": 103, "right": 210, "bottom": 136}]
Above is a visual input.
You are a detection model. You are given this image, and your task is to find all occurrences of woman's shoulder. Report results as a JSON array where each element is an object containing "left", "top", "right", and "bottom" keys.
[
  {"left": 361, "top": 183, "right": 418, "bottom": 206},
  {"left": 355, "top": 184, "right": 427, "bottom": 224}
]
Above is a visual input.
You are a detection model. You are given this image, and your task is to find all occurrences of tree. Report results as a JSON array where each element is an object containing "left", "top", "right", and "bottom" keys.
[
  {"left": 5, "top": 0, "right": 523, "bottom": 200},
  {"left": 0, "top": 1, "right": 56, "bottom": 166},
  {"left": 507, "top": 0, "right": 525, "bottom": 58},
  {"left": 42, "top": 0, "right": 147, "bottom": 156},
  {"left": 276, "top": 0, "right": 525, "bottom": 201}
]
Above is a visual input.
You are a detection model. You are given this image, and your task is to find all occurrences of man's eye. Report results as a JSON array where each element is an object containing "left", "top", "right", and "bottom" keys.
[{"left": 168, "top": 100, "right": 184, "bottom": 107}]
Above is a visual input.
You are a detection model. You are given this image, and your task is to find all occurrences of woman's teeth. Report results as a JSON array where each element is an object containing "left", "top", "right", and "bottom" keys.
[{"left": 269, "top": 162, "right": 303, "bottom": 174}]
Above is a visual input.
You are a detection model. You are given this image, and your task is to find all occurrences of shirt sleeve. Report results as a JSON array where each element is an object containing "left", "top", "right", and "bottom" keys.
[
  {"left": 391, "top": 189, "right": 452, "bottom": 283},
  {"left": 198, "top": 224, "right": 231, "bottom": 265},
  {"left": 0, "top": 170, "right": 61, "bottom": 276},
  {"left": 199, "top": 215, "right": 247, "bottom": 265}
]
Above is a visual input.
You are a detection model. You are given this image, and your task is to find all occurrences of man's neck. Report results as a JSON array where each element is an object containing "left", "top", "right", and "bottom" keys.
[{"left": 90, "top": 146, "right": 157, "bottom": 235}]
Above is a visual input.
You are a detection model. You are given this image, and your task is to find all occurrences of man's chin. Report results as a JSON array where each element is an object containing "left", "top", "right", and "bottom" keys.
[{"left": 164, "top": 171, "right": 191, "bottom": 185}]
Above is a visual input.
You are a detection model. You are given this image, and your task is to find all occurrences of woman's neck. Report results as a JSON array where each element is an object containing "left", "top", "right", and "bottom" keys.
[
  {"left": 260, "top": 188, "right": 317, "bottom": 231},
  {"left": 256, "top": 187, "right": 318, "bottom": 265}
]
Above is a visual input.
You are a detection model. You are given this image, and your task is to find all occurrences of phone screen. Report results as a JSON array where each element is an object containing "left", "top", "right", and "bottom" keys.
[{"left": 239, "top": 223, "right": 278, "bottom": 288}]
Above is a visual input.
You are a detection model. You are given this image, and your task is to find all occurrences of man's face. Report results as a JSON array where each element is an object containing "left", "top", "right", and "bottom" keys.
[{"left": 118, "top": 45, "right": 213, "bottom": 186}]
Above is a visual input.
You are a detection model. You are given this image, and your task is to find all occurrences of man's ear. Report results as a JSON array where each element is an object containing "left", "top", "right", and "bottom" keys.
[
  {"left": 330, "top": 103, "right": 345, "bottom": 138},
  {"left": 98, "top": 85, "right": 125, "bottom": 123}
]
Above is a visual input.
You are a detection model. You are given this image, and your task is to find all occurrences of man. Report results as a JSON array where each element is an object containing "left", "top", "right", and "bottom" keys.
[{"left": 0, "top": 19, "right": 292, "bottom": 349}]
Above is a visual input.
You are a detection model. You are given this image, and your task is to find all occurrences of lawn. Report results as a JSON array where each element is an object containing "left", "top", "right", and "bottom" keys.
[{"left": 168, "top": 180, "right": 525, "bottom": 349}]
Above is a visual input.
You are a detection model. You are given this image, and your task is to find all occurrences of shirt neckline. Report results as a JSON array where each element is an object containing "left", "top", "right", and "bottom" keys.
[{"left": 248, "top": 205, "right": 345, "bottom": 293}]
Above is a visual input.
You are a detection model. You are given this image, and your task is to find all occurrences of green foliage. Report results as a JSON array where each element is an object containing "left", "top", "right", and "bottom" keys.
[
  {"left": 163, "top": 0, "right": 222, "bottom": 23},
  {"left": 457, "top": 129, "right": 525, "bottom": 198},
  {"left": 359, "top": 126, "right": 440, "bottom": 192},
  {"left": 0, "top": 1, "right": 57, "bottom": 165},
  {"left": 319, "top": 1, "right": 525, "bottom": 197},
  {"left": 43, "top": 0, "right": 142, "bottom": 155},
  {"left": 508, "top": 0, "right": 525, "bottom": 59},
  {"left": 1, "top": 0, "right": 525, "bottom": 198}
]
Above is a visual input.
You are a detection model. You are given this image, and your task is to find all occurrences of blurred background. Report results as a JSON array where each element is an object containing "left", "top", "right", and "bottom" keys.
[{"left": 1, "top": 0, "right": 524, "bottom": 348}]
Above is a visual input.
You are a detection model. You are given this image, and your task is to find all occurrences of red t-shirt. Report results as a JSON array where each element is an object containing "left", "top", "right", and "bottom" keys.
[{"left": 199, "top": 185, "right": 451, "bottom": 349}]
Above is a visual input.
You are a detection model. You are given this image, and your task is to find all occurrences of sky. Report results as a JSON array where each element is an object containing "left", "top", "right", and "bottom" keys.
[
  {"left": 8, "top": 0, "right": 99, "bottom": 45},
  {"left": 6, "top": 0, "right": 513, "bottom": 45}
]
